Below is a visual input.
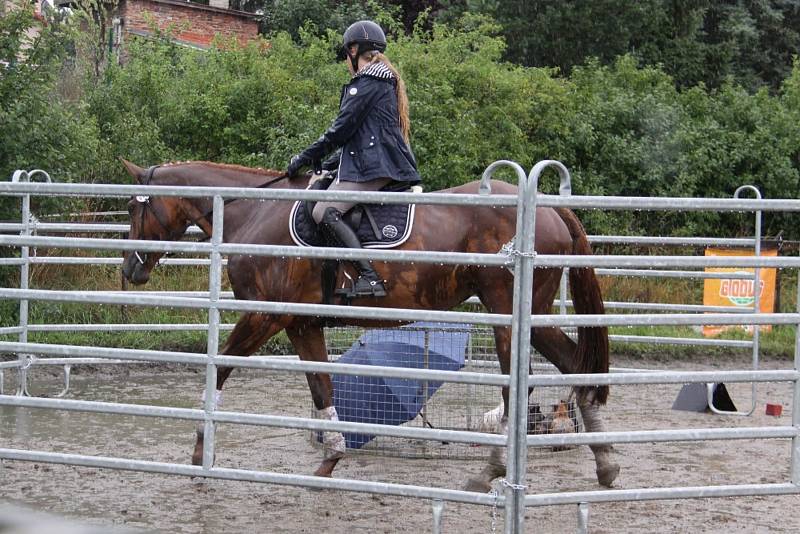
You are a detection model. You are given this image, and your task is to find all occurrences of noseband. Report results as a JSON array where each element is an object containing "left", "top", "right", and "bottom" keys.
[
  {"left": 131, "top": 165, "right": 182, "bottom": 267},
  {"left": 132, "top": 196, "right": 173, "bottom": 267}
]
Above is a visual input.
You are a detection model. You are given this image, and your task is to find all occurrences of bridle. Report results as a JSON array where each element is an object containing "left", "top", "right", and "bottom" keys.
[
  {"left": 129, "top": 165, "right": 290, "bottom": 267},
  {"left": 130, "top": 166, "right": 185, "bottom": 267}
]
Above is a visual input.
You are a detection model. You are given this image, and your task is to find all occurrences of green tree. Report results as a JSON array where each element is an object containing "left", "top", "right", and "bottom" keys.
[
  {"left": 436, "top": 0, "right": 671, "bottom": 72},
  {"left": 701, "top": 0, "right": 800, "bottom": 90},
  {"left": 72, "top": 0, "right": 119, "bottom": 79},
  {"left": 0, "top": 5, "right": 101, "bottom": 294},
  {"left": 258, "top": 0, "right": 375, "bottom": 39},
  {"left": 0, "top": 5, "right": 100, "bottom": 186},
  {"left": 435, "top": 0, "right": 800, "bottom": 91},
  {"left": 5, "top": 7, "right": 795, "bottom": 241}
]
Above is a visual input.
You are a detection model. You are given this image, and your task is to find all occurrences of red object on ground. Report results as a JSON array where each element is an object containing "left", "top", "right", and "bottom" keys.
[{"left": 765, "top": 403, "right": 783, "bottom": 416}]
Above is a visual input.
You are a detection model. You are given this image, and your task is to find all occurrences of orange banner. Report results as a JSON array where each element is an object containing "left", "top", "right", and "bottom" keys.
[{"left": 702, "top": 248, "right": 777, "bottom": 336}]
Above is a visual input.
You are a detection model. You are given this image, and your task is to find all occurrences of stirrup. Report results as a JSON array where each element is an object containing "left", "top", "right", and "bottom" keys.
[{"left": 335, "top": 275, "right": 387, "bottom": 298}]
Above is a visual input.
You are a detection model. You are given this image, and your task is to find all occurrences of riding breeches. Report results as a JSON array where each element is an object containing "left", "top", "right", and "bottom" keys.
[{"left": 311, "top": 176, "right": 393, "bottom": 224}]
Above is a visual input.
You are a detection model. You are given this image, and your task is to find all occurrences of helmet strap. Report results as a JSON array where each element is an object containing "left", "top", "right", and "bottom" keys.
[{"left": 348, "top": 45, "right": 360, "bottom": 72}]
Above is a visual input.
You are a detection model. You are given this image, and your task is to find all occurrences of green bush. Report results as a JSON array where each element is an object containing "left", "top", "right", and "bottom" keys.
[
  {"left": 5, "top": 9, "right": 800, "bottom": 241},
  {"left": 88, "top": 14, "right": 572, "bottom": 191},
  {"left": 0, "top": 6, "right": 99, "bottom": 291},
  {"left": 0, "top": 6, "right": 100, "bottom": 214},
  {"left": 547, "top": 56, "right": 800, "bottom": 238}
]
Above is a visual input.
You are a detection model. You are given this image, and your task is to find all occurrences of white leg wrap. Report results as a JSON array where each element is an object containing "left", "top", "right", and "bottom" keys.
[
  {"left": 318, "top": 406, "right": 346, "bottom": 460},
  {"left": 578, "top": 401, "right": 620, "bottom": 486},
  {"left": 478, "top": 402, "right": 504, "bottom": 433},
  {"left": 201, "top": 389, "right": 223, "bottom": 408},
  {"left": 489, "top": 417, "right": 509, "bottom": 467}
]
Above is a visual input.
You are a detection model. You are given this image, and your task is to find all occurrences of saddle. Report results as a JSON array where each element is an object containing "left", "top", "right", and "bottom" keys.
[
  {"left": 289, "top": 177, "right": 417, "bottom": 249},
  {"left": 288, "top": 176, "right": 419, "bottom": 304}
]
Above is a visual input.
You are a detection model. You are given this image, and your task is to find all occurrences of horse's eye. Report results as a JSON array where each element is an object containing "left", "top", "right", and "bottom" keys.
[{"left": 127, "top": 203, "right": 135, "bottom": 215}]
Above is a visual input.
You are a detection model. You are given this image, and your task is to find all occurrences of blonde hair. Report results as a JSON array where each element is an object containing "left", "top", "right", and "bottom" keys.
[{"left": 356, "top": 51, "right": 411, "bottom": 146}]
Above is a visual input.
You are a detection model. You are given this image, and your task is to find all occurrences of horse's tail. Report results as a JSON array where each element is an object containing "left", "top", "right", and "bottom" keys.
[{"left": 554, "top": 207, "right": 610, "bottom": 405}]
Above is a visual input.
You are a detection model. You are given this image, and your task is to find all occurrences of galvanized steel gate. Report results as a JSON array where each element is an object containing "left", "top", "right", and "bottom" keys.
[{"left": 1, "top": 161, "right": 799, "bottom": 533}]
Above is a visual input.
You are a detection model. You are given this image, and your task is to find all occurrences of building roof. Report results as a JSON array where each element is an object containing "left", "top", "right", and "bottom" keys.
[
  {"left": 145, "top": 0, "right": 261, "bottom": 20},
  {"left": 56, "top": 0, "right": 261, "bottom": 20}
]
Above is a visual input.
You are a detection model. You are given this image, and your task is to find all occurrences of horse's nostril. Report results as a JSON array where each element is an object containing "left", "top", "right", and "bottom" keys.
[{"left": 132, "top": 269, "right": 149, "bottom": 285}]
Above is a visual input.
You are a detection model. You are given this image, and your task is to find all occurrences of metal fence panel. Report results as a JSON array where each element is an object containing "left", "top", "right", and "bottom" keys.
[{"left": 2, "top": 162, "right": 799, "bottom": 534}]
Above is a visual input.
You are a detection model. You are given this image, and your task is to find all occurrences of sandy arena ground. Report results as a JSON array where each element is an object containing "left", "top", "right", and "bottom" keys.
[{"left": 1, "top": 354, "right": 798, "bottom": 533}]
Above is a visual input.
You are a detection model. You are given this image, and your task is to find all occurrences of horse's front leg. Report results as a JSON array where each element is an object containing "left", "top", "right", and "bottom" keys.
[
  {"left": 464, "top": 325, "right": 512, "bottom": 492},
  {"left": 192, "top": 312, "right": 290, "bottom": 466},
  {"left": 285, "top": 323, "right": 345, "bottom": 477}
]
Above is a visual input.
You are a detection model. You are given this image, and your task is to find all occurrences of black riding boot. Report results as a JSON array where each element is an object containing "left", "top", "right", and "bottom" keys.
[{"left": 320, "top": 207, "right": 387, "bottom": 298}]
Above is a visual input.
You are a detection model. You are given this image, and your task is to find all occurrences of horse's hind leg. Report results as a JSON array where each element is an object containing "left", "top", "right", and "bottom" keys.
[
  {"left": 531, "top": 326, "right": 619, "bottom": 487},
  {"left": 284, "top": 323, "right": 344, "bottom": 478},
  {"left": 192, "top": 313, "right": 290, "bottom": 466},
  {"left": 576, "top": 396, "right": 619, "bottom": 487}
]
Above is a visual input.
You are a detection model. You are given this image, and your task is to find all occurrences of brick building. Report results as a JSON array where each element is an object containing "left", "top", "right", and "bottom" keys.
[
  {"left": 7, "top": 0, "right": 260, "bottom": 51},
  {"left": 117, "top": 0, "right": 260, "bottom": 49},
  {"left": 3, "top": 0, "right": 47, "bottom": 44}
]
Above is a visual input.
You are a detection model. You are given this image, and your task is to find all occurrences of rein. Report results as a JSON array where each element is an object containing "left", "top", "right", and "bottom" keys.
[
  {"left": 204, "top": 171, "right": 291, "bottom": 220},
  {"left": 209, "top": 171, "right": 290, "bottom": 216},
  {"left": 131, "top": 166, "right": 290, "bottom": 265},
  {"left": 254, "top": 172, "right": 291, "bottom": 190}
]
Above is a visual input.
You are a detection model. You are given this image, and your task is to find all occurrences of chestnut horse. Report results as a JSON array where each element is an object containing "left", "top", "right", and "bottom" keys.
[{"left": 119, "top": 160, "right": 619, "bottom": 491}]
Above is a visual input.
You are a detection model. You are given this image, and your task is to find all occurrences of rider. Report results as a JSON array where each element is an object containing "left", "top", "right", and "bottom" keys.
[{"left": 286, "top": 20, "right": 421, "bottom": 298}]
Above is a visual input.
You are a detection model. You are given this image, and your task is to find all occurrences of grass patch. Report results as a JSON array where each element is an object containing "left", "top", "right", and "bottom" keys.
[
  {"left": 1, "top": 254, "right": 797, "bottom": 360},
  {"left": 609, "top": 325, "right": 795, "bottom": 362}
]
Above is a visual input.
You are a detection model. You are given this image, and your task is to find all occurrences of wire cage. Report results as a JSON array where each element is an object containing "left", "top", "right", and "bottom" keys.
[{"left": 311, "top": 322, "right": 582, "bottom": 460}]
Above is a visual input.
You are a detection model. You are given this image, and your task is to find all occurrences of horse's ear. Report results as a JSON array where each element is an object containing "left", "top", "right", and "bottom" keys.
[{"left": 120, "top": 158, "right": 144, "bottom": 184}]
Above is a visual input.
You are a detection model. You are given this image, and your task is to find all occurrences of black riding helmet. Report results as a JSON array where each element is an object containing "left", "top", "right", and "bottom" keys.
[{"left": 341, "top": 20, "right": 387, "bottom": 71}]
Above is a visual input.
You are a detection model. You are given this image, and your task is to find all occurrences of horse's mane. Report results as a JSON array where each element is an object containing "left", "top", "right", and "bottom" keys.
[{"left": 163, "top": 160, "right": 286, "bottom": 178}]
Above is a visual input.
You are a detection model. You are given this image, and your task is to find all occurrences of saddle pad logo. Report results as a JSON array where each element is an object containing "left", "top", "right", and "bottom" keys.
[{"left": 382, "top": 225, "right": 398, "bottom": 239}]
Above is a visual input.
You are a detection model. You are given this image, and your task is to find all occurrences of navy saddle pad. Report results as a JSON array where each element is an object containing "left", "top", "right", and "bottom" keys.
[{"left": 289, "top": 180, "right": 417, "bottom": 248}]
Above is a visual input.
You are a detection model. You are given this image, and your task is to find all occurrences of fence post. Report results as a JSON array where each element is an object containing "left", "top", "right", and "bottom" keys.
[
  {"left": 557, "top": 173, "right": 572, "bottom": 317},
  {"left": 792, "top": 262, "right": 800, "bottom": 486},
  {"left": 202, "top": 195, "right": 224, "bottom": 470},
  {"left": 10, "top": 170, "right": 51, "bottom": 396},
  {"left": 576, "top": 502, "right": 590, "bottom": 534},
  {"left": 739, "top": 185, "right": 762, "bottom": 416},
  {"left": 477, "top": 159, "right": 529, "bottom": 533},
  {"left": 710, "top": 185, "right": 763, "bottom": 416},
  {"left": 750, "top": 188, "right": 762, "bottom": 414},
  {"left": 14, "top": 171, "right": 30, "bottom": 396},
  {"left": 505, "top": 161, "right": 574, "bottom": 534},
  {"left": 431, "top": 499, "right": 444, "bottom": 534}
]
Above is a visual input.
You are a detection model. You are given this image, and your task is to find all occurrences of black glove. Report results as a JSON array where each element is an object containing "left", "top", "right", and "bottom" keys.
[
  {"left": 286, "top": 154, "right": 311, "bottom": 178},
  {"left": 288, "top": 133, "right": 335, "bottom": 177},
  {"left": 321, "top": 149, "right": 342, "bottom": 172}
]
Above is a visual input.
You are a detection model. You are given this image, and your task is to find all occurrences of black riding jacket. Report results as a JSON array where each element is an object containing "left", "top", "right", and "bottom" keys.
[{"left": 298, "top": 62, "right": 421, "bottom": 184}]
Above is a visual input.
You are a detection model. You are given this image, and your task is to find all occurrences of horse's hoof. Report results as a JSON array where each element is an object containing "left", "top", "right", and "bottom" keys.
[
  {"left": 313, "top": 458, "right": 340, "bottom": 477},
  {"left": 597, "top": 463, "right": 620, "bottom": 487},
  {"left": 191, "top": 444, "right": 203, "bottom": 466},
  {"left": 192, "top": 429, "right": 204, "bottom": 466},
  {"left": 191, "top": 439, "right": 216, "bottom": 467},
  {"left": 463, "top": 477, "right": 493, "bottom": 493},
  {"left": 192, "top": 452, "right": 216, "bottom": 467}
]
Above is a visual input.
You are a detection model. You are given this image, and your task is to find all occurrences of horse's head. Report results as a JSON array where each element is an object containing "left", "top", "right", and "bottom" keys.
[{"left": 120, "top": 160, "right": 191, "bottom": 285}]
